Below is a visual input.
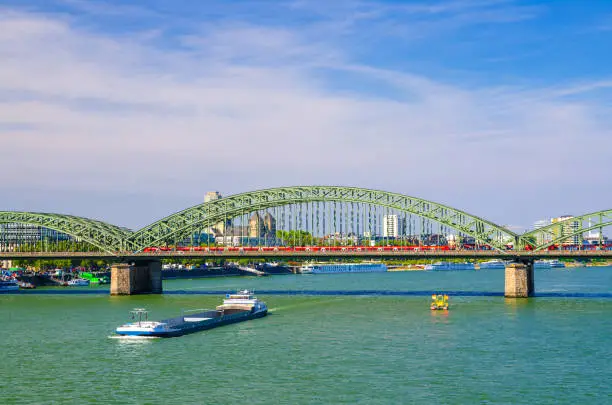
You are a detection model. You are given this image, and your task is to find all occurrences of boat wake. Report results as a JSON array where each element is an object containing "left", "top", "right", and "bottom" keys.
[
  {"left": 267, "top": 297, "right": 347, "bottom": 313},
  {"left": 108, "top": 335, "right": 159, "bottom": 341}
]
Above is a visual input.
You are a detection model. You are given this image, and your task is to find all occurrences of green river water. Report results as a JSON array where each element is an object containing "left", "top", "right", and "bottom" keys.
[{"left": 1, "top": 267, "right": 611, "bottom": 404}]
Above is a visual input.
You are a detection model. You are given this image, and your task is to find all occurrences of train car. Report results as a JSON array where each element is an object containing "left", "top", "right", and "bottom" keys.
[
  {"left": 142, "top": 243, "right": 522, "bottom": 253},
  {"left": 459, "top": 244, "right": 492, "bottom": 251}
]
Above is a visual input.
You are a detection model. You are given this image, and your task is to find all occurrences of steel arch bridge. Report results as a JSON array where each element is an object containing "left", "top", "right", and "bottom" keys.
[
  {"left": 0, "top": 211, "right": 131, "bottom": 254},
  {"left": 0, "top": 187, "right": 610, "bottom": 255},
  {"left": 127, "top": 186, "right": 518, "bottom": 252}
]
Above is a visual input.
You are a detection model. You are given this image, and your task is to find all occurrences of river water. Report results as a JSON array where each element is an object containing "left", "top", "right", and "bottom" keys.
[{"left": 1, "top": 267, "right": 611, "bottom": 404}]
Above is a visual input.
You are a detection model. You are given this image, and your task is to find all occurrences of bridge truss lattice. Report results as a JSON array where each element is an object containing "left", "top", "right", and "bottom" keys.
[
  {"left": 0, "top": 211, "right": 131, "bottom": 254},
  {"left": 128, "top": 186, "right": 518, "bottom": 252},
  {"left": 519, "top": 210, "right": 611, "bottom": 251},
  {"left": 0, "top": 187, "right": 609, "bottom": 255}
]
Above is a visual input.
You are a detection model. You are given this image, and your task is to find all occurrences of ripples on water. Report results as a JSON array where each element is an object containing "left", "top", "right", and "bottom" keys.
[{"left": 1, "top": 267, "right": 611, "bottom": 404}]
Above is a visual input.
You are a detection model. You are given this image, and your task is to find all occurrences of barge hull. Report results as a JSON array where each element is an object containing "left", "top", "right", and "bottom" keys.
[{"left": 116, "top": 310, "right": 267, "bottom": 338}]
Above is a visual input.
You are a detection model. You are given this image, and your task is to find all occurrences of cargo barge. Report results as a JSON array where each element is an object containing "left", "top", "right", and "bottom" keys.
[{"left": 115, "top": 290, "right": 267, "bottom": 337}]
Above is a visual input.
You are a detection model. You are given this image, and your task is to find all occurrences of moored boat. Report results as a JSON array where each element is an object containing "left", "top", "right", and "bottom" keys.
[
  {"left": 0, "top": 278, "right": 19, "bottom": 292},
  {"left": 534, "top": 260, "right": 551, "bottom": 269},
  {"left": 430, "top": 294, "right": 449, "bottom": 310},
  {"left": 424, "top": 262, "right": 475, "bottom": 271},
  {"left": 98, "top": 275, "right": 110, "bottom": 285},
  {"left": 115, "top": 290, "right": 268, "bottom": 338},
  {"left": 300, "top": 263, "right": 387, "bottom": 274},
  {"left": 548, "top": 260, "right": 566, "bottom": 268},
  {"left": 67, "top": 278, "right": 90, "bottom": 286},
  {"left": 18, "top": 281, "right": 36, "bottom": 289},
  {"left": 479, "top": 260, "right": 506, "bottom": 270}
]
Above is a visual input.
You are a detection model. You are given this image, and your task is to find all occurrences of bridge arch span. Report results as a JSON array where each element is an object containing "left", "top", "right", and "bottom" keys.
[
  {"left": 0, "top": 211, "right": 131, "bottom": 254},
  {"left": 520, "top": 209, "right": 611, "bottom": 251},
  {"left": 128, "top": 186, "right": 518, "bottom": 253}
]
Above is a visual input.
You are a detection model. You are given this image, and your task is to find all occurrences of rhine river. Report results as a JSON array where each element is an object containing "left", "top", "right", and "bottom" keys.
[{"left": 1, "top": 267, "right": 611, "bottom": 404}]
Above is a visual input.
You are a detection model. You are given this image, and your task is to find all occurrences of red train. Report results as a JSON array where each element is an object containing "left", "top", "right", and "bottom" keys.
[
  {"left": 142, "top": 245, "right": 453, "bottom": 253},
  {"left": 142, "top": 243, "right": 612, "bottom": 253},
  {"left": 538, "top": 243, "right": 612, "bottom": 251}
]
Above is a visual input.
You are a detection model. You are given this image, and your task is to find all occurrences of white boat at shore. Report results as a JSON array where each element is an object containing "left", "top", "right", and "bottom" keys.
[
  {"left": 67, "top": 278, "right": 90, "bottom": 286},
  {"left": 534, "top": 261, "right": 551, "bottom": 269},
  {"left": 300, "top": 263, "right": 387, "bottom": 274},
  {"left": 424, "top": 262, "right": 475, "bottom": 271},
  {"left": 0, "top": 278, "right": 19, "bottom": 292},
  {"left": 479, "top": 260, "right": 506, "bottom": 270}
]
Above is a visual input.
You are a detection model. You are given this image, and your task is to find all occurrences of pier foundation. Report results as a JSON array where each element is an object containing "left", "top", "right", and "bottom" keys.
[
  {"left": 504, "top": 261, "right": 534, "bottom": 298},
  {"left": 110, "top": 261, "right": 162, "bottom": 295}
]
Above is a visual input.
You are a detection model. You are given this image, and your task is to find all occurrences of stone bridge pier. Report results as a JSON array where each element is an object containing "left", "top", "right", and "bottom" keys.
[
  {"left": 110, "top": 260, "right": 162, "bottom": 295},
  {"left": 504, "top": 260, "right": 535, "bottom": 298}
]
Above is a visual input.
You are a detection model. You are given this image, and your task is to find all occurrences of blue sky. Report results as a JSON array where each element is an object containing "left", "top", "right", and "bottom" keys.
[{"left": 1, "top": 0, "right": 611, "bottom": 231}]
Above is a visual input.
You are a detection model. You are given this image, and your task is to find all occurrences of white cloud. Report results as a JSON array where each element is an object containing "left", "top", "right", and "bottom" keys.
[{"left": 0, "top": 8, "right": 610, "bottom": 228}]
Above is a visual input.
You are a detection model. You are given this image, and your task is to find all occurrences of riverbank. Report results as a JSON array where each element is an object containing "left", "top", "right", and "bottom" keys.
[
  {"left": 163, "top": 265, "right": 292, "bottom": 279},
  {"left": 388, "top": 265, "right": 425, "bottom": 271}
]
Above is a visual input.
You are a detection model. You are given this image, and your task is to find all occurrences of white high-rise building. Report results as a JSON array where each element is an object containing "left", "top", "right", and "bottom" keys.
[
  {"left": 533, "top": 219, "right": 552, "bottom": 245},
  {"left": 204, "top": 191, "right": 222, "bottom": 203},
  {"left": 383, "top": 215, "right": 399, "bottom": 238},
  {"left": 551, "top": 215, "right": 582, "bottom": 245},
  {"left": 204, "top": 191, "right": 225, "bottom": 236},
  {"left": 533, "top": 216, "right": 583, "bottom": 245},
  {"left": 533, "top": 219, "right": 550, "bottom": 229}
]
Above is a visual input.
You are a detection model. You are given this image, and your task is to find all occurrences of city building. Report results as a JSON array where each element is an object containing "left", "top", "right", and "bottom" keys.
[
  {"left": 422, "top": 234, "right": 447, "bottom": 246},
  {"left": 551, "top": 215, "right": 582, "bottom": 245},
  {"left": 249, "top": 213, "right": 265, "bottom": 238},
  {"left": 383, "top": 215, "right": 399, "bottom": 238},
  {"left": 246, "top": 212, "right": 277, "bottom": 238},
  {"left": 584, "top": 232, "right": 608, "bottom": 245},
  {"left": 323, "top": 232, "right": 359, "bottom": 245},
  {"left": 204, "top": 191, "right": 222, "bottom": 203},
  {"left": 203, "top": 191, "right": 228, "bottom": 235},
  {"left": 263, "top": 212, "right": 276, "bottom": 235},
  {"left": 533, "top": 218, "right": 552, "bottom": 245},
  {"left": 584, "top": 219, "right": 608, "bottom": 245},
  {"left": 222, "top": 225, "right": 249, "bottom": 238},
  {"left": 0, "top": 223, "right": 73, "bottom": 249},
  {"left": 533, "top": 219, "right": 550, "bottom": 229},
  {"left": 218, "top": 211, "right": 278, "bottom": 240},
  {"left": 178, "top": 232, "right": 215, "bottom": 246}
]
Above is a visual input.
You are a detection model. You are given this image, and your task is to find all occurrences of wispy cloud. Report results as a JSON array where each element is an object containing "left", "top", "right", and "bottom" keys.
[
  {"left": 0, "top": 3, "right": 610, "bottom": 227},
  {"left": 57, "top": 0, "right": 158, "bottom": 17},
  {"left": 286, "top": 0, "right": 541, "bottom": 39}
]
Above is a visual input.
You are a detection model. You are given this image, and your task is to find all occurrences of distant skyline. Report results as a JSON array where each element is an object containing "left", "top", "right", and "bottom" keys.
[{"left": 1, "top": 0, "right": 611, "bottom": 231}]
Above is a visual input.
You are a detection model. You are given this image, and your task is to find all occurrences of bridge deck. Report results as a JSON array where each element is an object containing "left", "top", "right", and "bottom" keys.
[{"left": 2, "top": 251, "right": 611, "bottom": 260}]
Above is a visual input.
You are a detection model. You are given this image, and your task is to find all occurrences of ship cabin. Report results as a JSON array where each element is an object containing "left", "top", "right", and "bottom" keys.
[
  {"left": 217, "top": 290, "right": 262, "bottom": 315},
  {"left": 225, "top": 290, "right": 255, "bottom": 301}
]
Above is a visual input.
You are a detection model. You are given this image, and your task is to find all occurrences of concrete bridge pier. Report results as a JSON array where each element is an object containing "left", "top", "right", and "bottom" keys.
[
  {"left": 504, "top": 260, "right": 534, "bottom": 298},
  {"left": 110, "top": 260, "right": 162, "bottom": 295}
]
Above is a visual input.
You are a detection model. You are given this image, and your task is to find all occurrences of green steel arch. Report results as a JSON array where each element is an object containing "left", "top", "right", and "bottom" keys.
[
  {"left": 128, "top": 186, "right": 518, "bottom": 253},
  {"left": 519, "top": 209, "right": 611, "bottom": 251},
  {"left": 0, "top": 211, "right": 132, "bottom": 254}
]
